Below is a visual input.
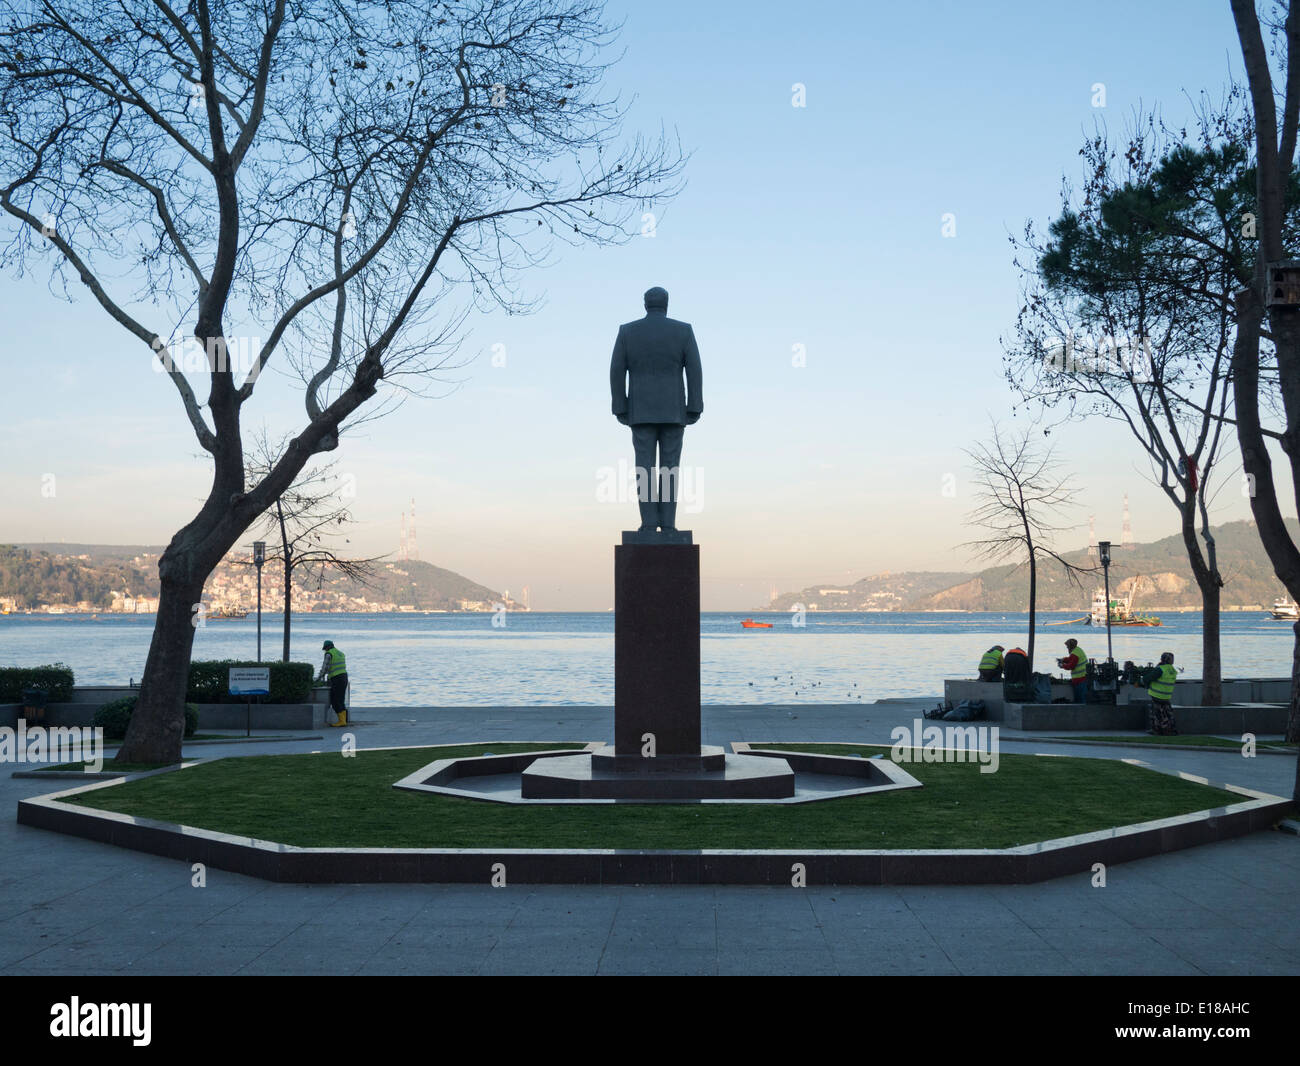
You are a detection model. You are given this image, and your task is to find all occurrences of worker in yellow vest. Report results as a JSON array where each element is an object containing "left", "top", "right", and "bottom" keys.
[
  {"left": 318, "top": 640, "right": 349, "bottom": 727},
  {"left": 977, "top": 645, "right": 1005, "bottom": 681},
  {"left": 1057, "top": 638, "right": 1089, "bottom": 704},
  {"left": 1146, "top": 652, "right": 1178, "bottom": 735}
]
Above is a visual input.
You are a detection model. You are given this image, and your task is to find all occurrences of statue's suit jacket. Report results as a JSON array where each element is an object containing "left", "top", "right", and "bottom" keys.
[{"left": 610, "top": 310, "right": 703, "bottom": 425}]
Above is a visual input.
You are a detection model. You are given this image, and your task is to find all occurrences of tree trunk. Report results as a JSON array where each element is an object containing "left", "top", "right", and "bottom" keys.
[
  {"left": 1027, "top": 550, "right": 1037, "bottom": 674},
  {"left": 118, "top": 568, "right": 204, "bottom": 763},
  {"left": 282, "top": 559, "right": 293, "bottom": 662},
  {"left": 1199, "top": 576, "right": 1222, "bottom": 707},
  {"left": 1182, "top": 508, "right": 1223, "bottom": 707},
  {"left": 279, "top": 499, "right": 292, "bottom": 662},
  {"left": 1289, "top": 623, "right": 1300, "bottom": 744}
]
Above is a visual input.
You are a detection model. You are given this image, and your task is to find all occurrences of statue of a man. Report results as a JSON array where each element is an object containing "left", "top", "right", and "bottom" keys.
[{"left": 610, "top": 286, "right": 703, "bottom": 532}]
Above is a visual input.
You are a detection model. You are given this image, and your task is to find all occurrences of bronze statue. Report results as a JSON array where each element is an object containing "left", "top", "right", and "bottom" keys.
[{"left": 609, "top": 286, "right": 703, "bottom": 532}]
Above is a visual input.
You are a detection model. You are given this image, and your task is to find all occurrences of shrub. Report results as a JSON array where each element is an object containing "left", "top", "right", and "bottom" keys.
[
  {"left": 94, "top": 697, "right": 198, "bottom": 740},
  {"left": 0, "top": 663, "right": 75, "bottom": 702},
  {"left": 186, "top": 660, "right": 315, "bottom": 704}
]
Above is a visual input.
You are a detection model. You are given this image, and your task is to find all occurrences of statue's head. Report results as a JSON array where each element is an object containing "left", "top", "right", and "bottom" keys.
[{"left": 643, "top": 286, "right": 669, "bottom": 312}]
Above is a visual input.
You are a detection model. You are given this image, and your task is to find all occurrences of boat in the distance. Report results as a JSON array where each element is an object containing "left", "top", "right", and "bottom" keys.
[
  {"left": 1088, "top": 586, "right": 1162, "bottom": 627},
  {"left": 741, "top": 618, "right": 773, "bottom": 629},
  {"left": 1271, "top": 595, "right": 1299, "bottom": 620},
  {"left": 206, "top": 606, "right": 250, "bottom": 620}
]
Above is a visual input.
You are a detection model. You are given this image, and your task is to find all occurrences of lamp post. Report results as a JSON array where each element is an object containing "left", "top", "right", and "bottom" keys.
[
  {"left": 253, "top": 541, "right": 266, "bottom": 663},
  {"left": 1098, "top": 540, "right": 1113, "bottom": 666}
]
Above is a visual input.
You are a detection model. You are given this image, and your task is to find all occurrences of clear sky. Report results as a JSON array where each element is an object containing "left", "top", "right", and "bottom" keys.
[{"left": 0, "top": 0, "right": 1282, "bottom": 609}]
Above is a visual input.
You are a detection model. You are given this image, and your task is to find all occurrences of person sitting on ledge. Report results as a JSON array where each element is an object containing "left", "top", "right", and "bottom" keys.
[{"left": 977, "top": 645, "right": 1005, "bottom": 682}]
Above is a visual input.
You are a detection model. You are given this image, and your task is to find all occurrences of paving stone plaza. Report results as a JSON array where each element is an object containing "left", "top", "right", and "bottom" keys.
[{"left": 4, "top": 700, "right": 1296, "bottom": 976}]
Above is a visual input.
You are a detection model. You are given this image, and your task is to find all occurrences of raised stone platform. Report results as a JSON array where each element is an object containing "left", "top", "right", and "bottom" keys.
[
  {"left": 394, "top": 743, "right": 921, "bottom": 805},
  {"left": 522, "top": 746, "right": 794, "bottom": 799},
  {"left": 17, "top": 751, "right": 1287, "bottom": 884}
]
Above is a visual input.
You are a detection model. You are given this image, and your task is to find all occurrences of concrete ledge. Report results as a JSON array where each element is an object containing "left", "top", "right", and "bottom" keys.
[
  {"left": 16, "top": 755, "right": 1291, "bottom": 885},
  {"left": 1, "top": 701, "right": 327, "bottom": 730},
  {"left": 1006, "top": 703, "right": 1287, "bottom": 732}
]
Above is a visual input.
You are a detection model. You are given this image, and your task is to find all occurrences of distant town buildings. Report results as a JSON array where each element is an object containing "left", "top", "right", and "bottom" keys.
[{"left": 3, "top": 548, "right": 524, "bottom": 614}]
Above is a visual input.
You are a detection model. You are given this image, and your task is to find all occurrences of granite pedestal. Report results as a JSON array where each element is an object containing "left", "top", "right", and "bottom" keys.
[{"left": 517, "top": 532, "right": 796, "bottom": 800}]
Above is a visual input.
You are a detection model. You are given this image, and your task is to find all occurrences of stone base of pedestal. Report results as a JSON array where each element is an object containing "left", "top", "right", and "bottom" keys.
[
  {"left": 590, "top": 744, "right": 726, "bottom": 774},
  {"left": 519, "top": 750, "right": 795, "bottom": 801}
]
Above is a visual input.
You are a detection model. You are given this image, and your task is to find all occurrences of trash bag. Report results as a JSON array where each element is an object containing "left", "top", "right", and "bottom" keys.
[
  {"left": 1002, "top": 650, "right": 1031, "bottom": 701},
  {"left": 943, "top": 699, "right": 986, "bottom": 722},
  {"left": 1030, "top": 672, "right": 1052, "bottom": 704}
]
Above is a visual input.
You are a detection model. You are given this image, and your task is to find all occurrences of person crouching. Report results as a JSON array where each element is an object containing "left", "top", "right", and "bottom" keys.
[{"left": 978, "top": 645, "right": 1005, "bottom": 682}]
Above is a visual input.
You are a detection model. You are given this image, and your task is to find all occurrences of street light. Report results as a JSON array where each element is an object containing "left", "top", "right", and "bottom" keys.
[
  {"left": 1098, "top": 540, "right": 1113, "bottom": 666},
  {"left": 253, "top": 541, "right": 266, "bottom": 663}
]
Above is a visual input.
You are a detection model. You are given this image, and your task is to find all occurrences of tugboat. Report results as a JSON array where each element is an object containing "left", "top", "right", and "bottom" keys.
[
  {"left": 1088, "top": 583, "right": 1162, "bottom": 627},
  {"left": 207, "top": 605, "right": 250, "bottom": 620},
  {"left": 741, "top": 618, "right": 773, "bottom": 628}
]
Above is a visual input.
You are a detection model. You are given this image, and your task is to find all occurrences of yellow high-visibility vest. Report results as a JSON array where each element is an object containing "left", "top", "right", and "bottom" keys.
[
  {"left": 1149, "top": 663, "right": 1177, "bottom": 702},
  {"left": 979, "top": 649, "right": 1003, "bottom": 671},
  {"left": 1071, "top": 646, "right": 1088, "bottom": 680},
  {"left": 325, "top": 648, "right": 347, "bottom": 678}
]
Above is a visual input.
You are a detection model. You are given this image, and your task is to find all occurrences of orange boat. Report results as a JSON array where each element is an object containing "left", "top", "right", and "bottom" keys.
[{"left": 741, "top": 618, "right": 773, "bottom": 628}]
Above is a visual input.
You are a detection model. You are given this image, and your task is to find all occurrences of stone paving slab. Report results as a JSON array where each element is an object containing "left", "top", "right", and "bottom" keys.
[{"left": 2, "top": 703, "right": 1296, "bottom": 975}]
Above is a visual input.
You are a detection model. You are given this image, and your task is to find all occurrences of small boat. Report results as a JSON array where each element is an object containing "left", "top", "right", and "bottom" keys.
[
  {"left": 207, "top": 606, "right": 250, "bottom": 619},
  {"left": 1271, "top": 595, "right": 1299, "bottom": 620},
  {"left": 1088, "top": 587, "right": 1162, "bottom": 627},
  {"left": 741, "top": 618, "right": 773, "bottom": 628}
]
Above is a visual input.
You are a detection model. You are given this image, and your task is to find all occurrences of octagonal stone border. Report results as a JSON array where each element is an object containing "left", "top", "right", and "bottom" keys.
[
  {"left": 12, "top": 741, "right": 1293, "bottom": 885},
  {"left": 392, "top": 742, "right": 923, "bottom": 804}
]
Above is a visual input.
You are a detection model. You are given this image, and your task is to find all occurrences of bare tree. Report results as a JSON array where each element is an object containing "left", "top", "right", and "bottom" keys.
[
  {"left": 1229, "top": 2, "right": 1300, "bottom": 771},
  {"left": 964, "top": 423, "right": 1092, "bottom": 673},
  {"left": 0, "top": 0, "right": 685, "bottom": 762},
  {"left": 244, "top": 432, "right": 381, "bottom": 661},
  {"left": 1004, "top": 109, "right": 1259, "bottom": 705}
]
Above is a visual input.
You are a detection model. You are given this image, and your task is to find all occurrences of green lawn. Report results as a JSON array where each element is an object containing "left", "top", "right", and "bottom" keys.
[
  {"left": 59, "top": 741, "right": 1246, "bottom": 851},
  {"left": 1059, "top": 734, "right": 1297, "bottom": 750}
]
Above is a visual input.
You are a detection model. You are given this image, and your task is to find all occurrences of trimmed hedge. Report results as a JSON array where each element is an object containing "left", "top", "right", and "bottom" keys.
[
  {"left": 0, "top": 663, "right": 75, "bottom": 702},
  {"left": 186, "top": 660, "right": 315, "bottom": 704},
  {"left": 95, "top": 696, "right": 198, "bottom": 740}
]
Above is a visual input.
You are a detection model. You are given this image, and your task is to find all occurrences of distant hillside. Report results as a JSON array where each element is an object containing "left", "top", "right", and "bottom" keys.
[
  {"left": 1, "top": 544, "right": 512, "bottom": 611},
  {"left": 767, "top": 572, "right": 974, "bottom": 611},
  {"left": 0, "top": 545, "right": 155, "bottom": 609},
  {"left": 765, "top": 520, "right": 1298, "bottom": 612},
  {"left": 347, "top": 559, "right": 506, "bottom": 610},
  {"left": 907, "top": 519, "right": 1295, "bottom": 611}
]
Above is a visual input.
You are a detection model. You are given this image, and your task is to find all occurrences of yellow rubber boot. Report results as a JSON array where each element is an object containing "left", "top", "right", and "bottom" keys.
[{"left": 330, "top": 709, "right": 348, "bottom": 727}]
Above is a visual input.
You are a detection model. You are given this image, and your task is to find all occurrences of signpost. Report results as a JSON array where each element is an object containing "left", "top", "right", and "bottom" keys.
[{"left": 228, "top": 666, "right": 270, "bottom": 738}]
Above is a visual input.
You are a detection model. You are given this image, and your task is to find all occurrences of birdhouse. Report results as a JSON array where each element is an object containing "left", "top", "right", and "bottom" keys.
[{"left": 1266, "top": 261, "right": 1300, "bottom": 308}]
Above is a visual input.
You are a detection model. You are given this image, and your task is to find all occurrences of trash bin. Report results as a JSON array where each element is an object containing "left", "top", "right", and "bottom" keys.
[{"left": 21, "top": 686, "right": 47, "bottom": 723}]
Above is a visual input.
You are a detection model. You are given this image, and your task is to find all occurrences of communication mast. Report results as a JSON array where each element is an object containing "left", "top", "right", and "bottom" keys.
[
  {"left": 399, "top": 512, "right": 407, "bottom": 561},
  {"left": 408, "top": 498, "right": 418, "bottom": 561},
  {"left": 1121, "top": 494, "right": 1134, "bottom": 549}
]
